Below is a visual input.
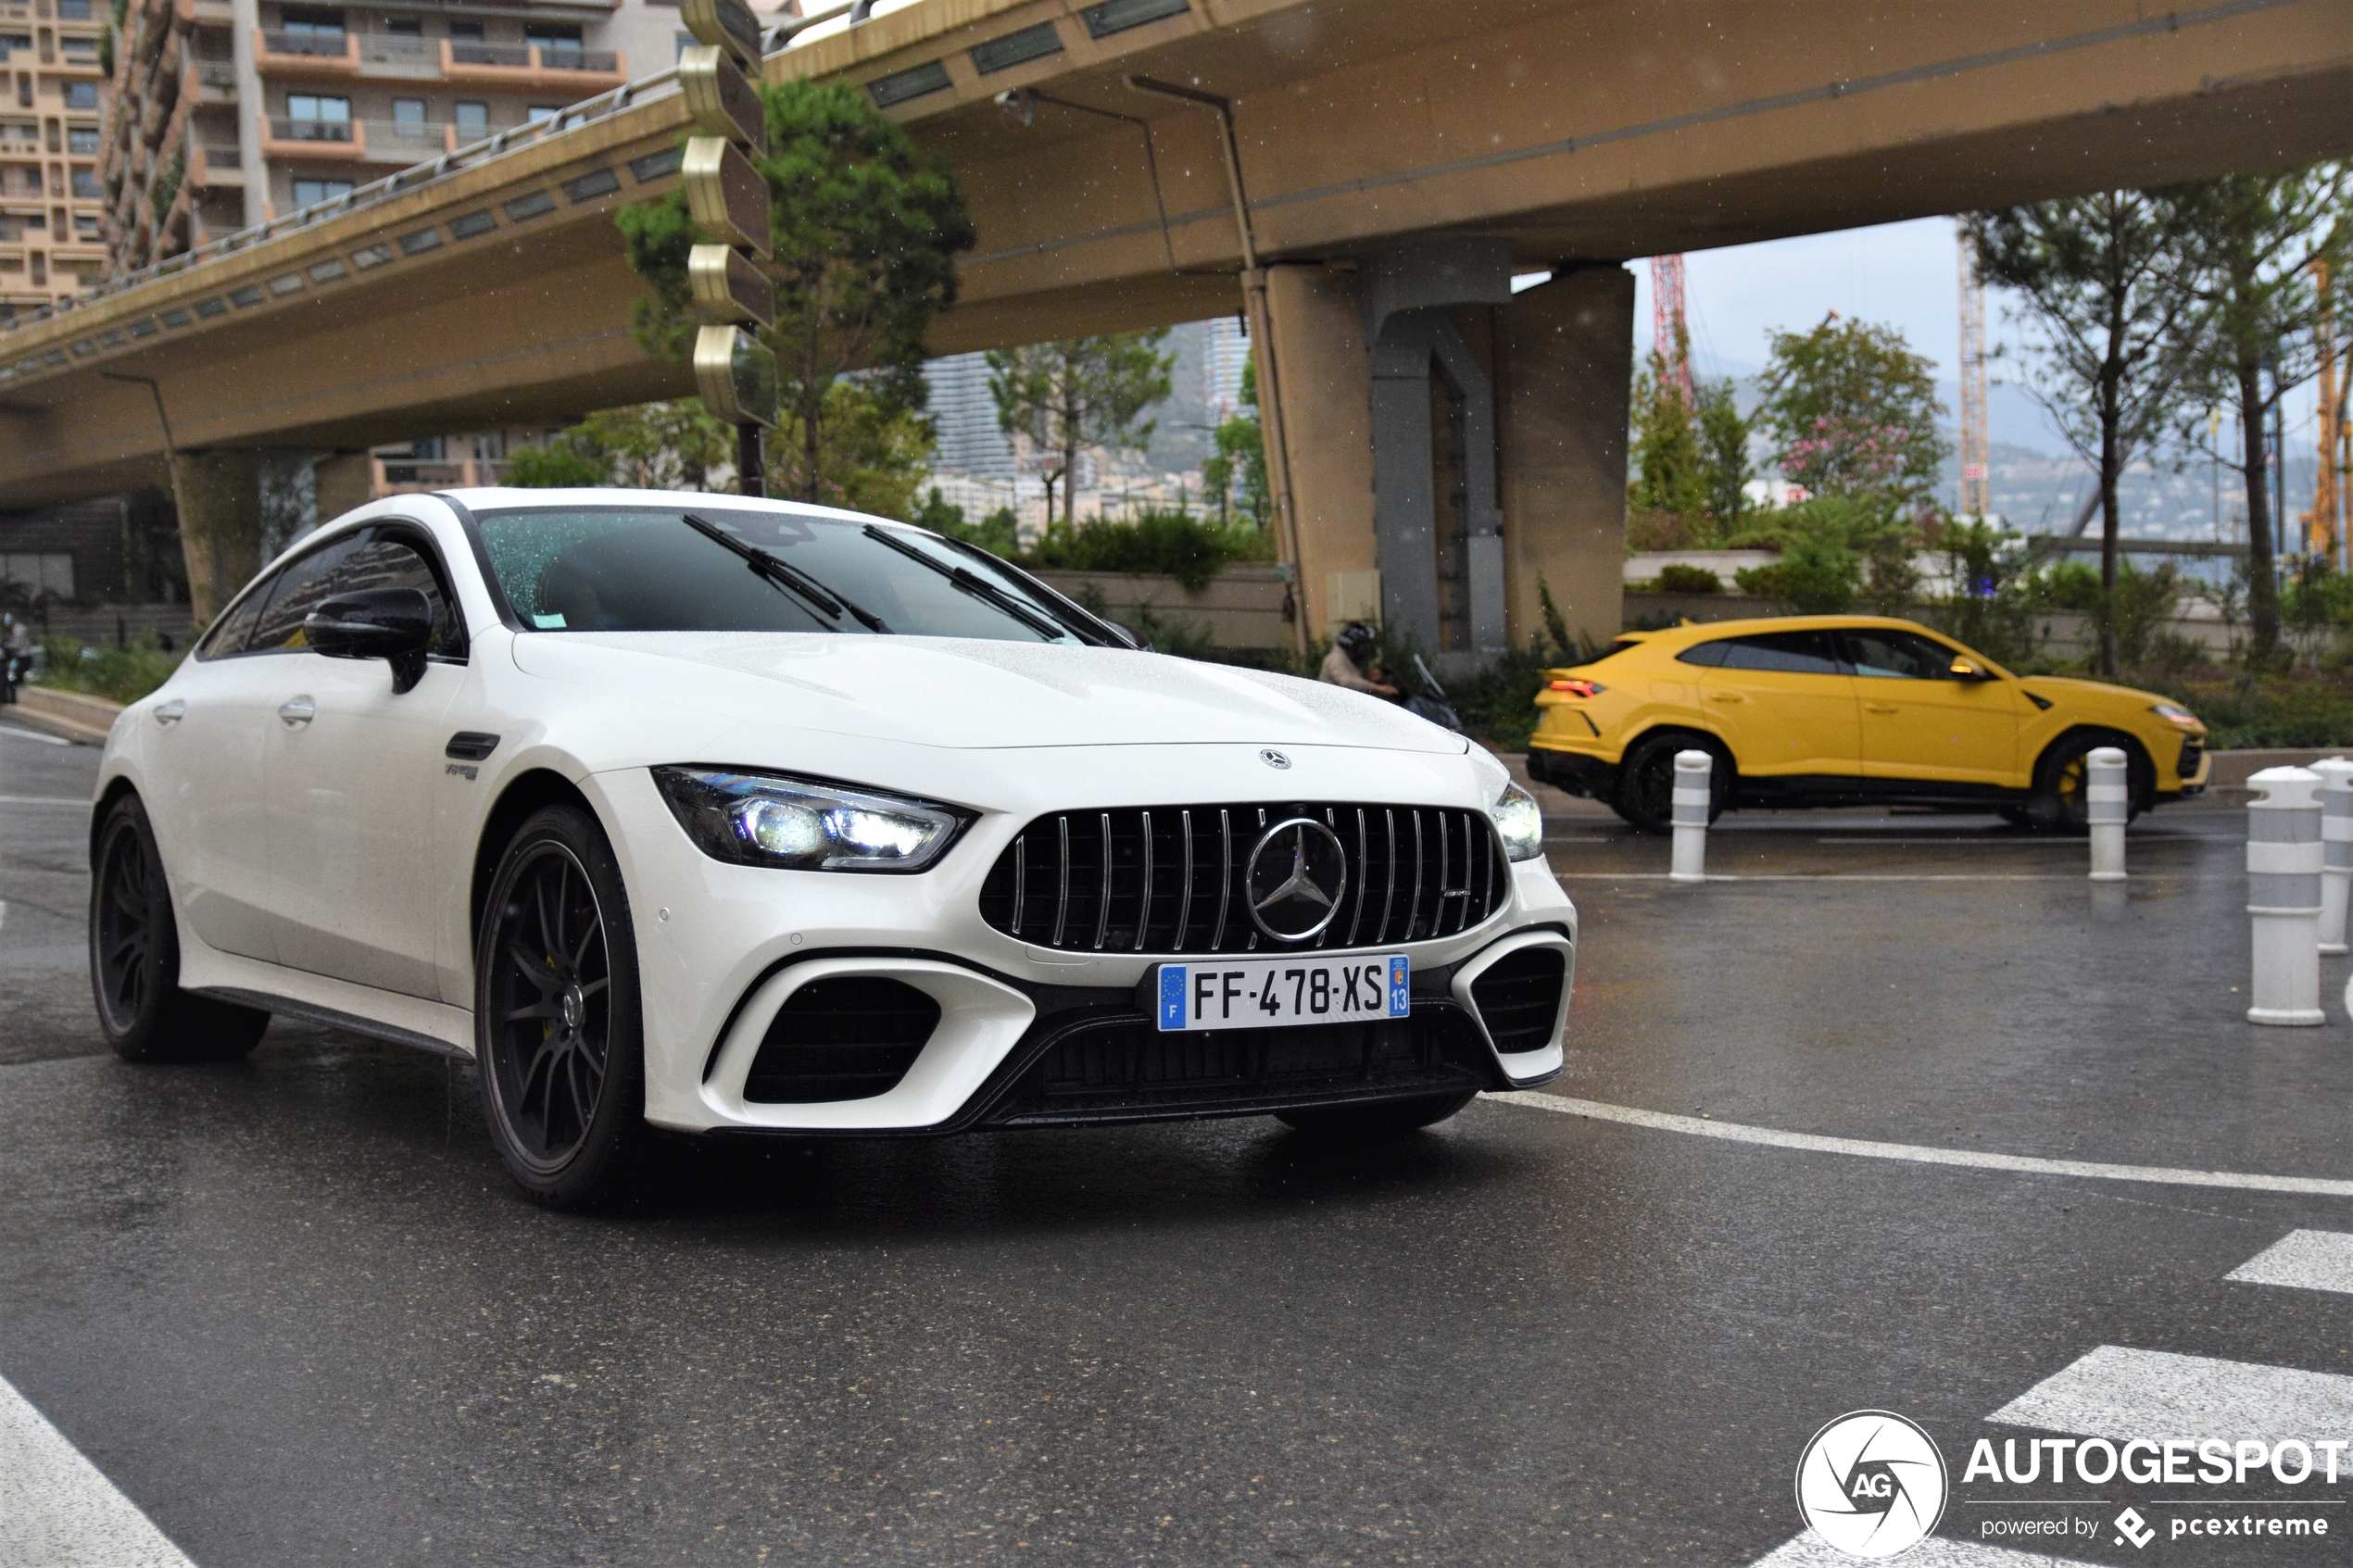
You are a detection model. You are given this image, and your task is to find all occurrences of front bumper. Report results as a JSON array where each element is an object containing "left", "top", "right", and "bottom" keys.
[{"left": 586, "top": 759, "right": 1576, "bottom": 1135}]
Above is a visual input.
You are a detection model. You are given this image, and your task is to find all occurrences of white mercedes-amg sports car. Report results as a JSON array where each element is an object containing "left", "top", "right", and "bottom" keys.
[{"left": 90, "top": 489, "right": 1575, "bottom": 1207}]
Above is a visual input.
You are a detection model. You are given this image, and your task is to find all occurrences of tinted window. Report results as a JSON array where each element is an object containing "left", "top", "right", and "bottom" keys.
[
  {"left": 474, "top": 506, "right": 1088, "bottom": 644},
  {"left": 195, "top": 578, "right": 274, "bottom": 659},
  {"left": 325, "top": 536, "right": 464, "bottom": 656},
  {"left": 245, "top": 537, "right": 366, "bottom": 652},
  {"left": 1715, "top": 631, "right": 1847, "bottom": 675},
  {"left": 1675, "top": 640, "right": 1729, "bottom": 668},
  {"left": 1843, "top": 629, "right": 1962, "bottom": 681}
]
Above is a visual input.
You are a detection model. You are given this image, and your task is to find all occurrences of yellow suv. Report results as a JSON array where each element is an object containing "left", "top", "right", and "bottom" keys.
[{"left": 1527, "top": 615, "right": 2211, "bottom": 834}]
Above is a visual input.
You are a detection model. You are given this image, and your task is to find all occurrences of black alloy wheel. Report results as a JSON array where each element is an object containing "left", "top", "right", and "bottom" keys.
[
  {"left": 1277, "top": 1089, "right": 1478, "bottom": 1136},
  {"left": 2027, "top": 733, "right": 2148, "bottom": 834},
  {"left": 88, "top": 793, "right": 270, "bottom": 1061},
  {"left": 476, "top": 805, "right": 648, "bottom": 1209},
  {"left": 1617, "top": 732, "right": 1730, "bottom": 835}
]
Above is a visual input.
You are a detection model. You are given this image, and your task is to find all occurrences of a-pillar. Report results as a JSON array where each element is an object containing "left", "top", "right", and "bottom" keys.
[
  {"left": 171, "top": 448, "right": 266, "bottom": 626},
  {"left": 1260, "top": 254, "right": 1634, "bottom": 658},
  {"left": 312, "top": 450, "right": 376, "bottom": 524}
]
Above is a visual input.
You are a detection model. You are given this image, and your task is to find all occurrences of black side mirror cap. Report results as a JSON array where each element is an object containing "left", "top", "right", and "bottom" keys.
[{"left": 306, "top": 587, "right": 434, "bottom": 693}]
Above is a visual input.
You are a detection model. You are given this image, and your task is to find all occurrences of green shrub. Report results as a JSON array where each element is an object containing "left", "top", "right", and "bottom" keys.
[
  {"left": 1027, "top": 509, "right": 1272, "bottom": 592},
  {"left": 1650, "top": 563, "right": 1722, "bottom": 595},
  {"left": 36, "top": 634, "right": 185, "bottom": 706}
]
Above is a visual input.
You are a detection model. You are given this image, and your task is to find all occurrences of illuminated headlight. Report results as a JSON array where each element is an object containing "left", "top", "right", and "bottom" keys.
[
  {"left": 2151, "top": 701, "right": 2200, "bottom": 728},
  {"left": 653, "top": 767, "right": 969, "bottom": 872},
  {"left": 1489, "top": 782, "right": 1545, "bottom": 863}
]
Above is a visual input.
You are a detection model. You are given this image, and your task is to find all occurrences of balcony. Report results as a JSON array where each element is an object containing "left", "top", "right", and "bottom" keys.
[
  {"left": 188, "top": 56, "right": 236, "bottom": 102},
  {"left": 252, "top": 27, "right": 359, "bottom": 81},
  {"left": 256, "top": 113, "right": 363, "bottom": 161},
  {"left": 171, "top": 0, "right": 232, "bottom": 25},
  {"left": 439, "top": 38, "right": 623, "bottom": 94},
  {"left": 374, "top": 457, "right": 507, "bottom": 493},
  {"left": 188, "top": 141, "right": 241, "bottom": 185},
  {"left": 353, "top": 31, "right": 438, "bottom": 79},
  {"left": 356, "top": 118, "right": 454, "bottom": 164}
]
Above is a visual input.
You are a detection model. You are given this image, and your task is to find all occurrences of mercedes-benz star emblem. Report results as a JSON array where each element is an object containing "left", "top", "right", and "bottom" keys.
[
  {"left": 1244, "top": 818, "right": 1349, "bottom": 942},
  {"left": 1259, "top": 748, "right": 1291, "bottom": 770}
]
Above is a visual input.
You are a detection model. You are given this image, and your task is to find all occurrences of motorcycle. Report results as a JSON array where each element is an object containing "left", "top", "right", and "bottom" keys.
[{"left": 1402, "top": 654, "right": 1466, "bottom": 734}]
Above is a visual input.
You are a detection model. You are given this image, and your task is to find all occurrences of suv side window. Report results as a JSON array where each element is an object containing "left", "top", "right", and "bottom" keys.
[
  {"left": 1843, "top": 629, "right": 1961, "bottom": 680},
  {"left": 1715, "top": 630, "right": 1848, "bottom": 674}
]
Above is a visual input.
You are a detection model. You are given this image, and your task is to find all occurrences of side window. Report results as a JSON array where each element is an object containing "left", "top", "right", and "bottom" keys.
[
  {"left": 1718, "top": 631, "right": 1847, "bottom": 674},
  {"left": 245, "top": 536, "right": 366, "bottom": 653},
  {"left": 195, "top": 576, "right": 276, "bottom": 659},
  {"left": 1844, "top": 630, "right": 1959, "bottom": 681},
  {"left": 1676, "top": 640, "right": 1730, "bottom": 668},
  {"left": 324, "top": 535, "right": 468, "bottom": 657}
]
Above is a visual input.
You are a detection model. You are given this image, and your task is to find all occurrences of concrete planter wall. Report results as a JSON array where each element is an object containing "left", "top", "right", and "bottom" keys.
[{"left": 1030, "top": 563, "right": 1290, "bottom": 649}]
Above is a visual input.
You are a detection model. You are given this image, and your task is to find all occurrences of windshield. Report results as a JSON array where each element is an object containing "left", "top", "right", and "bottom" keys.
[{"left": 472, "top": 505, "right": 1085, "bottom": 643}]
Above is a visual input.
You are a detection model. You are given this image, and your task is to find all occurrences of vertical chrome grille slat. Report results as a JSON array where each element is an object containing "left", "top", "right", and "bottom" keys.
[
  {"left": 1011, "top": 835, "right": 1026, "bottom": 935},
  {"left": 1379, "top": 809, "right": 1398, "bottom": 946},
  {"left": 1480, "top": 817, "right": 1496, "bottom": 922},
  {"left": 1436, "top": 810, "right": 1452, "bottom": 934},
  {"left": 1175, "top": 809, "right": 1194, "bottom": 952},
  {"left": 1409, "top": 810, "right": 1427, "bottom": 941},
  {"left": 1347, "top": 808, "right": 1368, "bottom": 947},
  {"left": 1135, "top": 810, "right": 1154, "bottom": 953},
  {"left": 1052, "top": 815, "right": 1070, "bottom": 947},
  {"left": 1094, "top": 811, "right": 1114, "bottom": 950},
  {"left": 1213, "top": 809, "right": 1232, "bottom": 952}
]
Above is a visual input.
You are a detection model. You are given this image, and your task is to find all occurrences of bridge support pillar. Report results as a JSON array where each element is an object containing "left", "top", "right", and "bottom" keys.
[
  {"left": 1262, "top": 252, "right": 1633, "bottom": 662},
  {"left": 312, "top": 451, "right": 376, "bottom": 523},
  {"left": 172, "top": 449, "right": 267, "bottom": 626}
]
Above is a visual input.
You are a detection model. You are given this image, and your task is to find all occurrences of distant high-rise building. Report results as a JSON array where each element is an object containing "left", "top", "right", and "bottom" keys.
[
  {"left": 1205, "top": 314, "right": 1249, "bottom": 424},
  {"left": 924, "top": 351, "right": 1013, "bottom": 478},
  {"left": 1, "top": 0, "right": 109, "bottom": 320}
]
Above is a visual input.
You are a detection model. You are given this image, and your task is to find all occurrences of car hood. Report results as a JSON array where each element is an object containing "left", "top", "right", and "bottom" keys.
[{"left": 508, "top": 632, "right": 1469, "bottom": 754}]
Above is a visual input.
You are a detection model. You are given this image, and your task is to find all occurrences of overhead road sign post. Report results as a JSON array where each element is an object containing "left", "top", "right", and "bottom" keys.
[{"left": 679, "top": 0, "right": 773, "bottom": 495}]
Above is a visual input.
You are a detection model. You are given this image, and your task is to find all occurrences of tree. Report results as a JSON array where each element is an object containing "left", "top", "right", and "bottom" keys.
[
  {"left": 1629, "top": 322, "right": 1751, "bottom": 546},
  {"left": 508, "top": 399, "right": 736, "bottom": 489},
  {"left": 987, "top": 331, "right": 1174, "bottom": 533},
  {"left": 1967, "top": 194, "right": 2208, "bottom": 676},
  {"left": 2166, "top": 163, "right": 2350, "bottom": 663},
  {"left": 1695, "top": 375, "right": 1753, "bottom": 535},
  {"left": 1756, "top": 316, "right": 1949, "bottom": 511},
  {"left": 617, "top": 78, "right": 975, "bottom": 504},
  {"left": 1202, "top": 358, "right": 1272, "bottom": 531},
  {"left": 763, "top": 378, "right": 934, "bottom": 520}
]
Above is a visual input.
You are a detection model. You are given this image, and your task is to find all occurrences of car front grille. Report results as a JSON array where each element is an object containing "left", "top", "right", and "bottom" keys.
[
  {"left": 981, "top": 1006, "right": 1491, "bottom": 1126},
  {"left": 1468, "top": 947, "right": 1567, "bottom": 1054},
  {"left": 2180, "top": 737, "right": 2204, "bottom": 780},
  {"left": 743, "top": 977, "right": 939, "bottom": 1103},
  {"left": 976, "top": 802, "right": 1510, "bottom": 956}
]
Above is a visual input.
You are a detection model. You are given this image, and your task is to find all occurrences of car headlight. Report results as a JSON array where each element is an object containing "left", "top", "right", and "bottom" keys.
[
  {"left": 1489, "top": 782, "right": 1545, "bottom": 863},
  {"left": 653, "top": 767, "right": 969, "bottom": 872},
  {"left": 2151, "top": 701, "right": 2200, "bottom": 728}
]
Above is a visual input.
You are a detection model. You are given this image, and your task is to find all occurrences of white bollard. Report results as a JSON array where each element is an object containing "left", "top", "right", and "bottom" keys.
[
  {"left": 1669, "top": 749, "right": 1711, "bottom": 884},
  {"left": 2246, "top": 765, "right": 2326, "bottom": 1026},
  {"left": 2314, "top": 757, "right": 2353, "bottom": 955},
  {"left": 2086, "top": 746, "right": 2128, "bottom": 882}
]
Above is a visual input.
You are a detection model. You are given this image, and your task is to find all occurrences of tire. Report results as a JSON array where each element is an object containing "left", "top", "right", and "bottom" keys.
[
  {"left": 1996, "top": 806, "right": 2034, "bottom": 830},
  {"left": 88, "top": 793, "right": 270, "bottom": 1062},
  {"left": 1617, "top": 731, "right": 1731, "bottom": 835},
  {"left": 1277, "top": 1089, "right": 1477, "bottom": 1136},
  {"left": 2026, "top": 732, "right": 2150, "bottom": 834},
  {"left": 474, "top": 803, "right": 649, "bottom": 1210}
]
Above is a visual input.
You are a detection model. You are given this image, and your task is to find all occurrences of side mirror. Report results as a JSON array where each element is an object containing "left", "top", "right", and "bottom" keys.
[
  {"left": 306, "top": 587, "right": 434, "bottom": 694},
  {"left": 1949, "top": 657, "right": 1991, "bottom": 681}
]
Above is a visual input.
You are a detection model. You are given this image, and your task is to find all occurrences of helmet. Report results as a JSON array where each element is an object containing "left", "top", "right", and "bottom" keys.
[{"left": 1336, "top": 621, "right": 1376, "bottom": 660}]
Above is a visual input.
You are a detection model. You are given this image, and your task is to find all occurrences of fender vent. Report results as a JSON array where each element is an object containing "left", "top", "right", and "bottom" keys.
[
  {"left": 1468, "top": 947, "right": 1566, "bottom": 1055},
  {"left": 744, "top": 977, "right": 939, "bottom": 1103}
]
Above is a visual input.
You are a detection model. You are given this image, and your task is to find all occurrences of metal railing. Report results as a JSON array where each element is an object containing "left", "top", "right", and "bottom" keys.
[
  {"left": 3, "top": 0, "right": 860, "bottom": 336},
  {"left": 447, "top": 39, "right": 529, "bottom": 68},
  {"left": 358, "top": 118, "right": 451, "bottom": 161},
  {"left": 257, "top": 28, "right": 349, "bottom": 56},
  {"left": 265, "top": 114, "right": 354, "bottom": 143}
]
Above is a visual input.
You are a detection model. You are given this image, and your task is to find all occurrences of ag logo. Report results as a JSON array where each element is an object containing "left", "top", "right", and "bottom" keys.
[{"left": 1794, "top": 1411, "right": 1947, "bottom": 1559}]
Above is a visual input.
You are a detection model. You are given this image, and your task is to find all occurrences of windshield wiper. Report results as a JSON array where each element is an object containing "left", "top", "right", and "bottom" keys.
[
  {"left": 680, "top": 512, "right": 890, "bottom": 633},
  {"left": 861, "top": 524, "right": 1074, "bottom": 642}
]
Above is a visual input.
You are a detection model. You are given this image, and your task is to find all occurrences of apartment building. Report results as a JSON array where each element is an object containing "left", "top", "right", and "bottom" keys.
[
  {"left": 100, "top": 0, "right": 681, "bottom": 273},
  {"left": 1, "top": 0, "right": 109, "bottom": 320}
]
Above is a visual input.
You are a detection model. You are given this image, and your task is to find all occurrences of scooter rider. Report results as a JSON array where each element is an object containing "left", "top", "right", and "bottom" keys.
[{"left": 1318, "top": 621, "right": 1399, "bottom": 698}]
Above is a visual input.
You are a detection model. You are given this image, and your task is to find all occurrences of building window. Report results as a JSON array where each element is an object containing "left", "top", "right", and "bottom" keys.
[
  {"left": 72, "top": 212, "right": 94, "bottom": 236},
  {"left": 55, "top": 0, "right": 92, "bottom": 19},
  {"left": 453, "top": 99, "right": 485, "bottom": 133},
  {"left": 67, "top": 125, "right": 95, "bottom": 152},
  {"left": 447, "top": 19, "right": 482, "bottom": 40},
  {"left": 287, "top": 92, "right": 350, "bottom": 122},
  {"left": 0, "top": 32, "right": 29, "bottom": 61},
  {"left": 410, "top": 436, "right": 444, "bottom": 459},
  {"left": 30, "top": 251, "right": 44, "bottom": 284},
  {"left": 69, "top": 166, "right": 96, "bottom": 197},
  {"left": 59, "top": 35, "right": 95, "bottom": 59},
  {"left": 62, "top": 82, "right": 95, "bottom": 109},
  {"left": 525, "top": 105, "right": 559, "bottom": 123},
  {"left": 523, "top": 21, "right": 580, "bottom": 49},
  {"left": 292, "top": 177, "right": 352, "bottom": 206},
  {"left": 391, "top": 96, "right": 423, "bottom": 124},
  {"left": 280, "top": 6, "right": 345, "bottom": 35},
  {"left": 382, "top": 14, "right": 419, "bottom": 34}
]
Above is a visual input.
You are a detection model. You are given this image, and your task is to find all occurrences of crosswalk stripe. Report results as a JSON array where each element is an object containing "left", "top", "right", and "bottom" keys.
[
  {"left": 1750, "top": 1529, "right": 2096, "bottom": 1565},
  {"left": 1987, "top": 1345, "right": 2353, "bottom": 1443},
  {"left": 2228, "top": 1230, "right": 2353, "bottom": 1296},
  {"left": 0, "top": 1373, "right": 195, "bottom": 1567}
]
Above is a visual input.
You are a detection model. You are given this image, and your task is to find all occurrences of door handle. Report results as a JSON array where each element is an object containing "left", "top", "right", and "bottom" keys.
[
  {"left": 153, "top": 699, "right": 185, "bottom": 726},
  {"left": 1705, "top": 692, "right": 1745, "bottom": 703},
  {"left": 278, "top": 696, "right": 316, "bottom": 727},
  {"left": 1864, "top": 702, "right": 1900, "bottom": 714}
]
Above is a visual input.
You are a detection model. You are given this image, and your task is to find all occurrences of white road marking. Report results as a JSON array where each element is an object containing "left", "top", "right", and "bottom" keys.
[
  {"left": 0, "top": 724, "right": 71, "bottom": 747},
  {"left": 0, "top": 796, "right": 90, "bottom": 807},
  {"left": 1549, "top": 872, "right": 2123, "bottom": 882},
  {"left": 1484, "top": 1093, "right": 2353, "bottom": 1197},
  {"left": 2227, "top": 1229, "right": 2353, "bottom": 1295},
  {"left": 1987, "top": 1346, "right": 2353, "bottom": 1443},
  {"left": 1751, "top": 1529, "right": 2095, "bottom": 1566},
  {"left": 0, "top": 1374, "right": 195, "bottom": 1567}
]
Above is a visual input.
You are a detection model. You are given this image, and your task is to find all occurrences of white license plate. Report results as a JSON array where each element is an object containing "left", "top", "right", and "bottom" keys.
[{"left": 1154, "top": 955, "right": 1410, "bottom": 1032}]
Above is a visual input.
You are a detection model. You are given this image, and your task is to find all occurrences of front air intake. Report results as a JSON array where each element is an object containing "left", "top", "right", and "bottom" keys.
[
  {"left": 743, "top": 977, "right": 940, "bottom": 1103},
  {"left": 1468, "top": 947, "right": 1566, "bottom": 1055}
]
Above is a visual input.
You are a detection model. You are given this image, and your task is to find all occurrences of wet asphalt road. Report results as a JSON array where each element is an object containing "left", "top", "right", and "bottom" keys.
[{"left": 6, "top": 720, "right": 2353, "bottom": 1567}]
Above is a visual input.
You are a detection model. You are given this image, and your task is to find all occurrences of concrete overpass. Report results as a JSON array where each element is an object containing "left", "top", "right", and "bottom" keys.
[{"left": 1, "top": 0, "right": 2347, "bottom": 643}]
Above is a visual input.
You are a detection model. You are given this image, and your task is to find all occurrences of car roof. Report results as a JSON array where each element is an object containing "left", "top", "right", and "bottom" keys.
[{"left": 1616, "top": 613, "right": 1948, "bottom": 649}]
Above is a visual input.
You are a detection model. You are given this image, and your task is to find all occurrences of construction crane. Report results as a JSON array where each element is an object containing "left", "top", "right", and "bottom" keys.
[
  {"left": 1649, "top": 254, "right": 1692, "bottom": 405},
  {"left": 1956, "top": 224, "right": 1991, "bottom": 521}
]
